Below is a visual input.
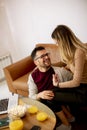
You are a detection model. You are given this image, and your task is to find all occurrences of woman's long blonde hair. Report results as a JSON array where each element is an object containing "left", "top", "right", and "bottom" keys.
[{"left": 51, "top": 25, "right": 87, "bottom": 64}]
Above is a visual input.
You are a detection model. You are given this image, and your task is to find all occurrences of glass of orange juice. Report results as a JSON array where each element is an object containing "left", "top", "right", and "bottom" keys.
[{"left": 9, "top": 119, "right": 24, "bottom": 130}]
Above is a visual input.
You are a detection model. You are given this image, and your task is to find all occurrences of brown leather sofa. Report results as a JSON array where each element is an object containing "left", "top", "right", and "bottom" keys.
[
  {"left": 4, "top": 43, "right": 87, "bottom": 97},
  {"left": 4, "top": 43, "right": 66, "bottom": 97}
]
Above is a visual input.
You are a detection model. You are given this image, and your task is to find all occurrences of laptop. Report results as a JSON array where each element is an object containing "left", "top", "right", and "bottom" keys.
[{"left": 0, "top": 93, "right": 18, "bottom": 114}]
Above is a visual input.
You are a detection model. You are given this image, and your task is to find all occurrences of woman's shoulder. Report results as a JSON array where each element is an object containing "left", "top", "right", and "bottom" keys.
[
  {"left": 75, "top": 48, "right": 85, "bottom": 54},
  {"left": 75, "top": 48, "right": 86, "bottom": 58}
]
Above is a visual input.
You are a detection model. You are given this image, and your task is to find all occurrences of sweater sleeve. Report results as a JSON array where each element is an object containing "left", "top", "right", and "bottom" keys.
[
  {"left": 27, "top": 74, "right": 38, "bottom": 100},
  {"left": 53, "top": 66, "right": 73, "bottom": 82}
]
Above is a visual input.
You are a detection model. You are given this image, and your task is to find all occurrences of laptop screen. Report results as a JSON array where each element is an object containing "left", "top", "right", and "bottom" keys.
[
  {"left": 0, "top": 98, "right": 9, "bottom": 114},
  {"left": 0, "top": 94, "right": 18, "bottom": 114}
]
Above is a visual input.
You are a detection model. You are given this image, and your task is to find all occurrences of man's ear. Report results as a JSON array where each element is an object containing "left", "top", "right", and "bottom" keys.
[{"left": 34, "top": 60, "right": 38, "bottom": 66}]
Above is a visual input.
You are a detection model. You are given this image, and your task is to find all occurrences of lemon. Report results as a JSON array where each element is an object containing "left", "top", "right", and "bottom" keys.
[
  {"left": 36, "top": 112, "right": 48, "bottom": 121},
  {"left": 28, "top": 106, "right": 38, "bottom": 114},
  {"left": 9, "top": 119, "right": 24, "bottom": 130}
]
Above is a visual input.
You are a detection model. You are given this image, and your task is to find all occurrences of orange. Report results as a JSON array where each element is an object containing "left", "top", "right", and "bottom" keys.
[
  {"left": 27, "top": 106, "right": 38, "bottom": 114},
  {"left": 36, "top": 112, "right": 48, "bottom": 121}
]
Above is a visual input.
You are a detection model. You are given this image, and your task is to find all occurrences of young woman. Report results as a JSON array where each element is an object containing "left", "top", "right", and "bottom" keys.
[{"left": 51, "top": 25, "right": 87, "bottom": 106}]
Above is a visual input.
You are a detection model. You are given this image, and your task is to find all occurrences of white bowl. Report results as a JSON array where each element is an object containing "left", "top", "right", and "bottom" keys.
[{"left": 8, "top": 105, "right": 26, "bottom": 120}]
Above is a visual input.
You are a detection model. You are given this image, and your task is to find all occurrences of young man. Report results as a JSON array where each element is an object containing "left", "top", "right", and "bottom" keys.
[{"left": 28, "top": 46, "right": 73, "bottom": 130}]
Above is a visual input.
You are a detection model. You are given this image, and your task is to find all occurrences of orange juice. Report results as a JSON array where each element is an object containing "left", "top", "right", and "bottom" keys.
[{"left": 9, "top": 119, "right": 24, "bottom": 130}]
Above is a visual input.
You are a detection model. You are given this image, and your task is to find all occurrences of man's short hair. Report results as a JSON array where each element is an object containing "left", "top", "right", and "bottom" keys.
[{"left": 31, "top": 46, "right": 45, "bottom": 60}]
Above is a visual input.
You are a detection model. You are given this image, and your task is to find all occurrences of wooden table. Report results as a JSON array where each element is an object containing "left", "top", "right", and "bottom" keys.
[{"left": 0, "top": 97, "right": 56, "bottom": 130}]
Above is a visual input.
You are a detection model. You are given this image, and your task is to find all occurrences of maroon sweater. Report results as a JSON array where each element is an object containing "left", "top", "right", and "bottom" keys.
[{"left": 32, "top": 67, "right": 55, "bottom": 92}]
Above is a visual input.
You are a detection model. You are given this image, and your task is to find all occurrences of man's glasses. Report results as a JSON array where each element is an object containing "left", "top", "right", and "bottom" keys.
[{"left": 35, "top": 52, "right": 50, "bottom": 60}]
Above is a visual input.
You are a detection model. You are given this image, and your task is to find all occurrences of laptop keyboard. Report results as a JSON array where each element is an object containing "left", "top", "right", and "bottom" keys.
[{"left": 0, "top": 98, "right": 9, "bottom": 112}]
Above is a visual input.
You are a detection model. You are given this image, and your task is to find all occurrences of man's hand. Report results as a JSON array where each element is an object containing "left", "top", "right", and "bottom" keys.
[
  {"left": 52, "top": 74, "right": 59, "bottom": 86},
  {"left": 37, "top": 90, "right": 54, "bottom": 100}
]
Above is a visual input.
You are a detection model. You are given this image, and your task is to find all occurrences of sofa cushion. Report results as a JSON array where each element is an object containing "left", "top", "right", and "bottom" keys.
[{"left": 12, "top": 73, "right": 30, "bottom": 91}]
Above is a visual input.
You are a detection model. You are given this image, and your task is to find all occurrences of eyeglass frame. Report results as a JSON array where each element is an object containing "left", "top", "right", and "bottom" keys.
[{"left": 34, "top": 52, "right": 50, "bottom": 60}]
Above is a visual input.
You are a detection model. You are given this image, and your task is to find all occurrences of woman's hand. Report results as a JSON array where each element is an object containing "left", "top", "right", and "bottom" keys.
[
  {"left": 37, "top": 90, "right": 54, "bottom": 100},
  {"left": 52, "top": 74, "right": 59, "bottom": 87}
]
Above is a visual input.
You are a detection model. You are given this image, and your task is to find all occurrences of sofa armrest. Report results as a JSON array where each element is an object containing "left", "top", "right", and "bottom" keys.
[
  {"left": 4, "top": 56, "right": 35, "bottom": 81},
  {"left": 3, "top": 56, "right": 36, "bottom": 94}
]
